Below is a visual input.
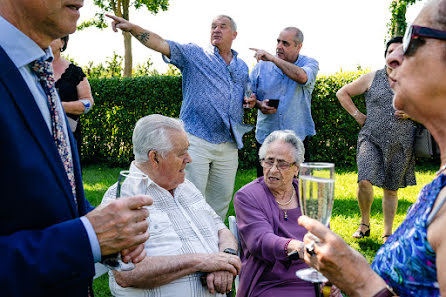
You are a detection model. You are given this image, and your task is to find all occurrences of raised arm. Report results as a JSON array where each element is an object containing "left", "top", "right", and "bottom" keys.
[
  {"left": 250, "top": 48, "right": 308, "bottom": 84},
  {"left": 336, "top": 71, "right": 375, "bottom": 127},
  {"left": 106, "top": 14, "right": 171, "bottom": 58}
]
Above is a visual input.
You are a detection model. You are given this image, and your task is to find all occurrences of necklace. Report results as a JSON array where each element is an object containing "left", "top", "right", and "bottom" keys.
[
  {"left": 275, "top": 189, "right": 296, "bottom": 221},
  {"left": 436, "top": 163, "right": 446, "bottom": 176}
]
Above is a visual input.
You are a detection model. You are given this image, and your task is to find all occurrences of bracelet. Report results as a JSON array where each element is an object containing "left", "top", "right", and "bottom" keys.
[
  {"left": 372, "top": 285, "right": 397, "bottom": 297},
  {"left": 352, "top": 110, "right": 359, "bottom": 118},
  {"left": 79, "top": 99, "right": 92, "bottom": 114}
]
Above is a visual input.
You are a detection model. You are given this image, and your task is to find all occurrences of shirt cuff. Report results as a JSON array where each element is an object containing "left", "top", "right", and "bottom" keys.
[{"left": 80, "top": 216, "right": 101, "bottom": 263}]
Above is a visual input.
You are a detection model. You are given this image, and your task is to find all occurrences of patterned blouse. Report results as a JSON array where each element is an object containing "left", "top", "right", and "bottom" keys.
[{"left": 371, "top": 174, "right": 445, "bottom": 296}]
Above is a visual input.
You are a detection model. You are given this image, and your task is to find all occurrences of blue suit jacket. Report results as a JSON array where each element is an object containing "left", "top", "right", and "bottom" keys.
[{"left": 0, "top": 46, "right": 96, "bottom": 296}]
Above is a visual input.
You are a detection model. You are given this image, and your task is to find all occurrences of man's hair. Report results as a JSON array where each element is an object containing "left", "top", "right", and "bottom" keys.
[
  {"left": 432, "top": 0, "right": 446, "bottom": 30},
  {"left": 258, "top": 130, "right": 305, "bottom": 165},
  {"left": 384, "top": 36, "right": 403, "bottom": 57},
  {"left": 284, "top": 27, "right": 304, "bottom": 45},
  {"left": 132, "top": 114, "right": 185, "bottom": 162},
  {"left": 214, "top": 15, "right": 237, "bottom": 31}
]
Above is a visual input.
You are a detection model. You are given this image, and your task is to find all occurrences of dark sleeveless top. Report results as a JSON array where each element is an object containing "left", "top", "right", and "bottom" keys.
[{"left": 55, "top": 63, "right": 86, "bottom": 121}]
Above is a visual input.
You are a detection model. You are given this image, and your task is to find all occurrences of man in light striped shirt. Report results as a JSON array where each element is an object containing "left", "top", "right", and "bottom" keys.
[{"left": 102, "top": 114, "right": 240, "bottom": 297}]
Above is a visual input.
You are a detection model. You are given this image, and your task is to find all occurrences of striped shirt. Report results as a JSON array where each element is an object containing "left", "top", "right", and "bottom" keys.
[{"left": 102, "top": 162, "right": 227, "bottom": 297}]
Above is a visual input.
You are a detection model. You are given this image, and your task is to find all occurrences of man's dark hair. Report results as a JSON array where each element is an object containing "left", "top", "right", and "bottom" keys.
[{"left": 385, "top": 36, "right": 403, "bottom": 57}]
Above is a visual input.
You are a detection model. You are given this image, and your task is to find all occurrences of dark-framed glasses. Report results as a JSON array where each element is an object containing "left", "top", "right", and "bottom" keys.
[
  {"left": 403, "top": 24, "right": 446, "bottom": 55},
  {"left": 260, "top": 159, "right": 296, "bottom": 170}
]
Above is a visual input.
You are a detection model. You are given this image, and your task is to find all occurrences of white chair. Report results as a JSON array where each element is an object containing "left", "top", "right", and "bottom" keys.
[{"left": 228, "top": 215, "right": 241, "bottom": 293}]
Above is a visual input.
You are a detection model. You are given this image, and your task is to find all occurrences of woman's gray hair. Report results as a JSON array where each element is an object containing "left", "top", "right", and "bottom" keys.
[
  {"left": 258, "top": 130, "right": 305, "bottom": 164},
  {"left": 132, "top": 114, "right": 185, "bottom": 162}
]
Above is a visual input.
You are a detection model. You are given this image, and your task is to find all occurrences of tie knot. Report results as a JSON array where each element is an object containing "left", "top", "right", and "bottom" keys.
[{"left": 31, "top": 58, "right": 55, "bottom": 83}]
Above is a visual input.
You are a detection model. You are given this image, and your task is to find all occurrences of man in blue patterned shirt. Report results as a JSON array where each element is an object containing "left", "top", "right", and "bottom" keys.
[
  {"left": 107, "top": 14, "right": 251, "bottom": 220},
  {"left": 250, "top": 27, "right": 319, "bottom": 177}
]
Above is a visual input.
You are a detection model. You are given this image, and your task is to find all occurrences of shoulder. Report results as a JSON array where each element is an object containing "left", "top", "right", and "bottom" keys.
[{"left": 235, "top": 178, "right": 267, "bottom": 202}]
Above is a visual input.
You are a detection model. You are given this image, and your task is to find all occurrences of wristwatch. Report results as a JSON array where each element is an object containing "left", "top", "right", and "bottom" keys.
[{"left": 223, "top": 248, "right": 237, "bottom": 255}]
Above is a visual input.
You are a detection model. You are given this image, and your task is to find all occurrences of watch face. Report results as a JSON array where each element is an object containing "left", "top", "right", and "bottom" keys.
[{"left": 224, "top": 248, "right": 237, "bottom": 255}]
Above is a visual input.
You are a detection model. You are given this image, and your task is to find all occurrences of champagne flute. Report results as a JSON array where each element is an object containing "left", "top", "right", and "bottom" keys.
[
  {"left": 296, "top": 162, "right": 335, "bottom": 283},
  {"left": 244, "top": 81, "right": 253, "bottom": 109},
  {"left": 102, "top": 170, "right": 149, "bottom": 271}
]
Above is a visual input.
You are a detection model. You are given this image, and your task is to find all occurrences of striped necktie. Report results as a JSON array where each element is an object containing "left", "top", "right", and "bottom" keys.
[{"left": 31, "top": 57, "right": 77, "bottom": 203}]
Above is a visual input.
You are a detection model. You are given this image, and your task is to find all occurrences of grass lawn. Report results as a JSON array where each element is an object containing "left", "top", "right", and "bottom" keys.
[{"left": 84, "top": 163, "right": 438, "bottom": 296}]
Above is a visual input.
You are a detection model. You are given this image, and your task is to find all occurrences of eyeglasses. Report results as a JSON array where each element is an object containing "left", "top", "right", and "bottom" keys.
[
  {"left": 403, "top": 24, "right": 446, "bottom": 55},
  {"left": 260, "top": 159, "right": 296, "bottom": 170}
]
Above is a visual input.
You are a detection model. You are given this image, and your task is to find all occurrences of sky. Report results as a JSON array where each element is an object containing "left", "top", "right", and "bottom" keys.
[{"left": 66, "top": 0, "right": 427, "bottom": 75}]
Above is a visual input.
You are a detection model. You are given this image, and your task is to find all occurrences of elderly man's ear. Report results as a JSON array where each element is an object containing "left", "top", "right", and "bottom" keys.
[{"left": 148, "top": 151, "right": 160, "bottom": 167}]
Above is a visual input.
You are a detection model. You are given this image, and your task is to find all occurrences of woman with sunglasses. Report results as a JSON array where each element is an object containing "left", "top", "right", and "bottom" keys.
[
  {"left": 336, "top": 36, "right": 416, "bottom": 242},
  {"left": 298, "top": 0, "right": 446, "bottom": 296},
  {"left": 233, "top": 130, "right": 341, "bottom": 297}
]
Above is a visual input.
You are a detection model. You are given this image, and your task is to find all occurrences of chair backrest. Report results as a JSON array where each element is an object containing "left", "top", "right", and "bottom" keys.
[{"left": 228, "top": 215, "right": 241, "bottom": 293}]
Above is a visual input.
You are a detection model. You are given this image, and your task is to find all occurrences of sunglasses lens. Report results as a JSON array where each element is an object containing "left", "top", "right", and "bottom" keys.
[{"left": 403, "top": 25, "right": 412, "bottom": 54}]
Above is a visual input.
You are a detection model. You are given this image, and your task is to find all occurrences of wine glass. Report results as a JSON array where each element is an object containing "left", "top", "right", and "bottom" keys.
[
  {"left": 296, "top": 162, "right": 335, "bottom": 283},
  {"left": 243, "top": 81, "right": 253, "bottom": 109},
  {"left": 102, "top": 170, "right": 149, "bottom": 271}
]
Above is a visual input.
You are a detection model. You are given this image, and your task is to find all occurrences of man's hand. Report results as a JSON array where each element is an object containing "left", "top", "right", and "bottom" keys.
[
  {"left": 86, "top": 195, "right": 152, "bottom": 261},
  {"left": 244, "top": 94, "right": 256, "bottom": 109},
  {"left": 106, "top": 14, "right": 136, "bottom": 33},
  {"left": 257, "top": 100, "right": 277, "bottom": 114},
  {"left": 250, "top": 48, "right": 275, "bottom": 62},
  {"left": 206, "top": 271, "right": 234, "bottom": 294},
  {"left": 196, "top": 252, "right": 241, "bottom": 276}
]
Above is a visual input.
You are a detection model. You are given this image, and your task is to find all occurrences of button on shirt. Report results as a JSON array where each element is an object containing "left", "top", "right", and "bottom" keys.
[
  {"left": 163, "top": 41, "right": 251, "bottom": 149},
  {"left": 251, "top": 55, "right": 319, "bottom": 143},
  {"left": 102, "top": 162, "right": 227, "bottom": 297}
]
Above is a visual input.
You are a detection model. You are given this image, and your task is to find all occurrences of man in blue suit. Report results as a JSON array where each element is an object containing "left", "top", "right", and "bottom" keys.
[{"left": 0, "top": 1, "right": 153, "bottom": 296}]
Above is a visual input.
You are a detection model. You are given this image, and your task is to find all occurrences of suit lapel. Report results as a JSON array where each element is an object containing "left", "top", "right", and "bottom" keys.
[{"left": 0, "top": 46, "right": 79, "bottom": 217}]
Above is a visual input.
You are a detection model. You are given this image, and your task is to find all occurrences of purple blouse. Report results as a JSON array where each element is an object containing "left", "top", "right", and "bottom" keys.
[{"left": 233, "top": 177, "right": 315, "bottom": 297}]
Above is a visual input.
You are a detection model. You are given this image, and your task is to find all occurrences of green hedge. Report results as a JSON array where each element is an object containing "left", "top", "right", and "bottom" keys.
[{"left": 81, "top": 71, "right": 366, "bottom": 169}]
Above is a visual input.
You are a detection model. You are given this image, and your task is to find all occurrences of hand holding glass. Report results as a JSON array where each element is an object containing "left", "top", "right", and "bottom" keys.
[
  {"left": 244, "top": 81, "right": 253, "bottom": 109},
  {"left": 102, "top": 170, "right": 149, "bottom": 271},
  {"left": 296, "top": 162, "right": 335, "bottom": 283}
]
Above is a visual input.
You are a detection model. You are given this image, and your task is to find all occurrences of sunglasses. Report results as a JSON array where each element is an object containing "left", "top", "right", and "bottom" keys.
[{"left": 403, "top": 24, "right": 446, "bottom": 55}]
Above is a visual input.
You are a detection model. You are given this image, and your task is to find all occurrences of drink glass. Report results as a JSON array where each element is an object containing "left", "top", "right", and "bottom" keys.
[
  {"left": 243, "top": 81, "right": 253, "bottom": 109},
  {"left": 102, "top": 170, "right": 149, "bottom": 271},
  {"left": 296, "top": 162, "right": 335, "bottom": 283}
]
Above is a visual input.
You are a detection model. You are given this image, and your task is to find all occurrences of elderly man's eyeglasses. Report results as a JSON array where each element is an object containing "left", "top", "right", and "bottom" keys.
[
  {"left": 403, "top": 24, "right": 446, "bottom": 55},
  {"left": 260, "top": 159, "right": 296, "bottom": 170}
]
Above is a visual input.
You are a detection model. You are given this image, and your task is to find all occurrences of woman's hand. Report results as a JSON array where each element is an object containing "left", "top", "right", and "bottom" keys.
[{"left": 298, "top": 216, "right": 388, "bottom": 297}]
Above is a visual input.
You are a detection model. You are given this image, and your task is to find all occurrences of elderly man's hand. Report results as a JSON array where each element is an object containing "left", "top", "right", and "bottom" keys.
[
  {"left": 106, "top": 14, "right": 136, "bottom": 33},
  {"left": 298, "top": 216, "right": 387, "bottom": 297},
  {"left": 206, "top": 271, "right": 233, "bottom": 294},
  {"left": 250, "top": 48, "right": 275, "bottom": 62},
  {"left": 86, "top": 195, "right": 152, "bottom": 258},
  {"left": 197, "top": 252, "right": 241, "bottom": 276},
  {"left": 257, "top": 100, "right": 277, "bottom": 114}
]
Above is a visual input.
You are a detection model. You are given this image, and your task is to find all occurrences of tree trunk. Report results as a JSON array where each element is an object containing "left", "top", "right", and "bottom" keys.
[{"left": 123, "top": 31, "right": 132, "bottom": 77}]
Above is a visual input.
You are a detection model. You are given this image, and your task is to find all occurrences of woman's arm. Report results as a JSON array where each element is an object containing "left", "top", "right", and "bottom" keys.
[
  {"left": 427, "top": 187, "right": 446, "bottom": 296},
  {"left": 336, "top": 71, "right": 375, "bottom": 127},
  {"left": 61, "top": 77, "right": 94, "bottom": 115},
  {"left": 298, "top": 216, "right": 390, "bottom": 297},
  {"left": 233, "top": 190, "right": 300, "bottom": 263}
]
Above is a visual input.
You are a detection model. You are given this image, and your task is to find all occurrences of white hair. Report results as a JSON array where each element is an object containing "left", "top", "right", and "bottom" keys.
[
  {"left": 132, "top": 114, "right": 185, "bottom": 162},
  {"left": 258, "top": 130, "right": 305, "bottom": 164}
]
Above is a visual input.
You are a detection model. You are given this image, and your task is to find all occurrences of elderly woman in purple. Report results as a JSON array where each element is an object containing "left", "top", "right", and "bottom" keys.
[{"left": 234, "top": 130, "right": 339, "bottom": 297}]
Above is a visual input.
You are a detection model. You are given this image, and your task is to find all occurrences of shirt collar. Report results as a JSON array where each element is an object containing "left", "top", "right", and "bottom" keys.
[
  {"left": 208, "top": 44, "right": 238, "bottom": 61},
  {"left": 0, "top": 16, "right": 53, "bottom": 68}
]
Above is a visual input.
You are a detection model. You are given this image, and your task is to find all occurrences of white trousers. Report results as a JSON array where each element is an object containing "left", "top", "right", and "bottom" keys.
[{"left": 185, "top": 133, "right": 238, "bottom": 221}]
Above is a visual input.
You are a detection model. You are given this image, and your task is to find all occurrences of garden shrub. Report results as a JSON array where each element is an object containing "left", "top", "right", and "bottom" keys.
[{"left": 81, "top": 71, "right": 367, "bottom": 169}]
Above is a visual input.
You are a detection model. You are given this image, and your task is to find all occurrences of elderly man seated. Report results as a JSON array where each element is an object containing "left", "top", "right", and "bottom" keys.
[{"left": 101, "top": 114, "right": 240, "bottom": 297}]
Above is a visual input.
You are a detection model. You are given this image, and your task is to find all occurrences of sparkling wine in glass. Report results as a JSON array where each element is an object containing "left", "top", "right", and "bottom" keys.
[
  {"left": 102, "top": 170, "right": 149, "bottom": 271},
  {"left": 296, "top": 162, "right": 335, "bottom": 283},
  {"left": 244, "top": 81, "right": 253, "bottom": 109}
]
